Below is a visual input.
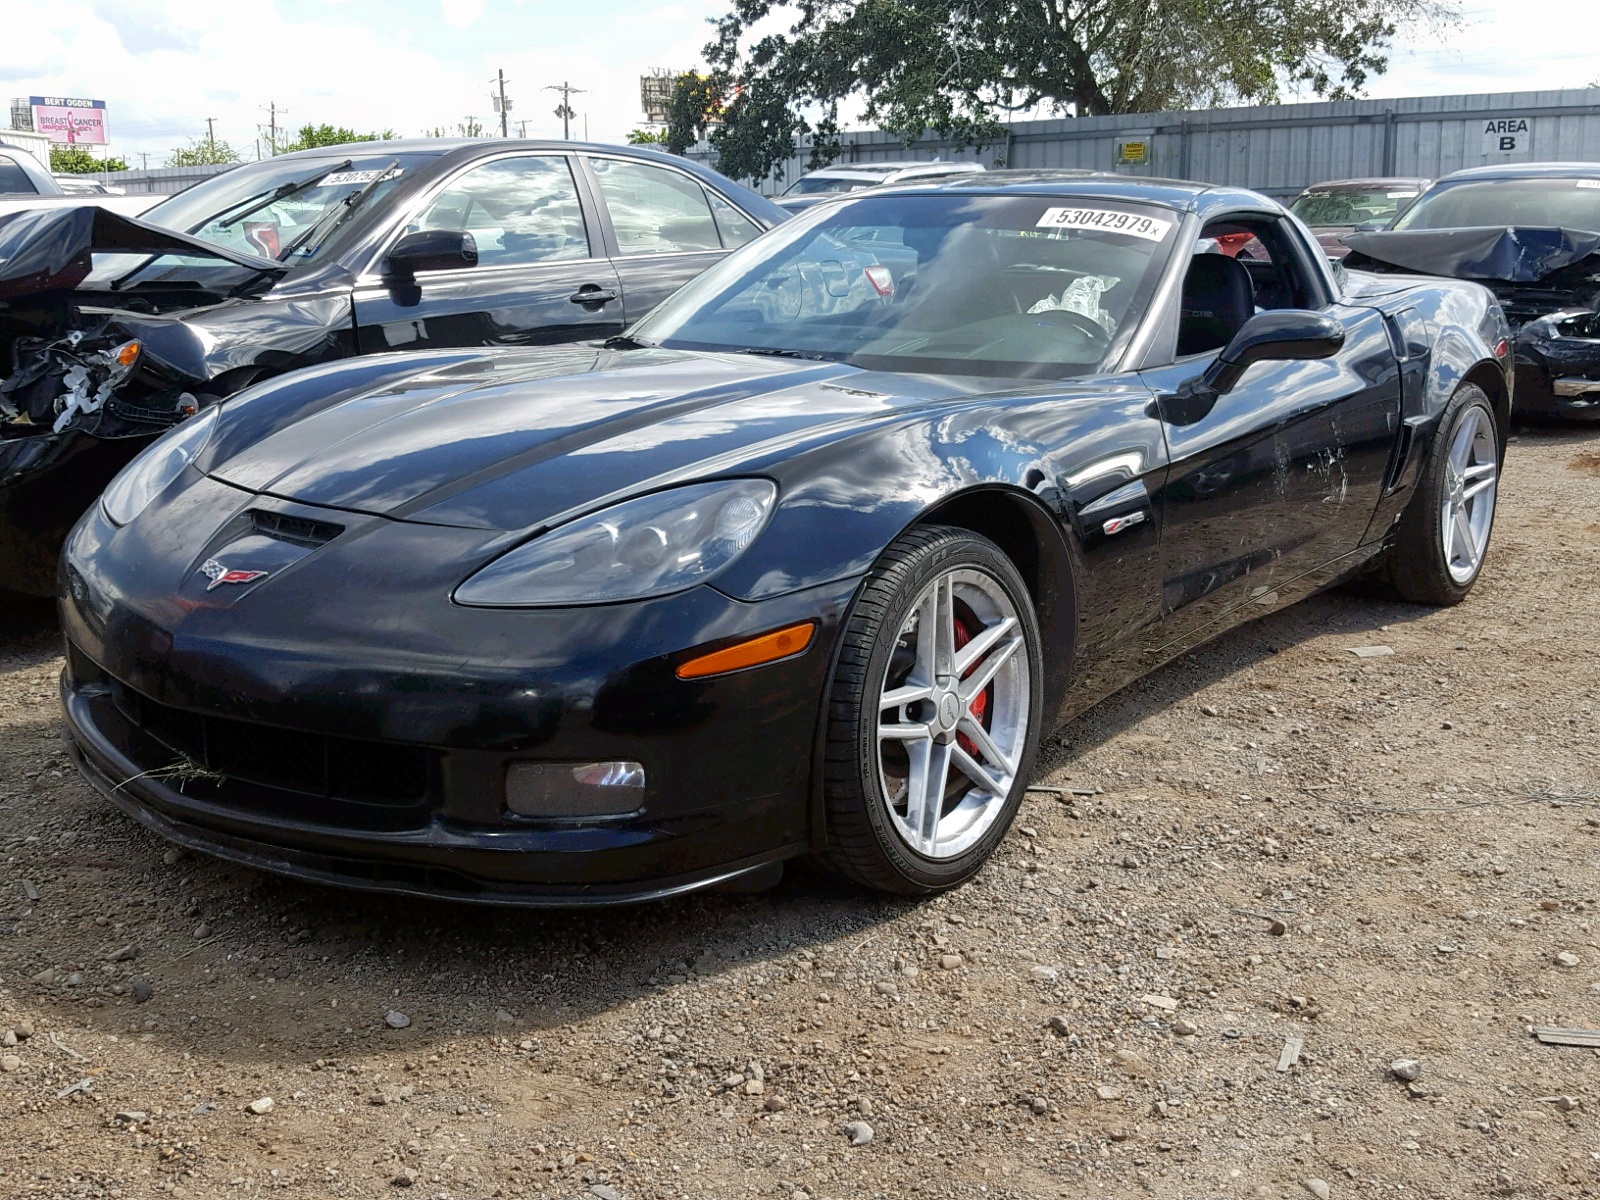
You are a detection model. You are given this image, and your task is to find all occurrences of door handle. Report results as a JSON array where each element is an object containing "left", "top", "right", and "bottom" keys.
[{"left": 569, "top": 285, "right": 618, "bottom": 307}]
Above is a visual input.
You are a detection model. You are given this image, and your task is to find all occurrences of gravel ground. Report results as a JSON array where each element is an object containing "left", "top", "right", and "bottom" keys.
[{"left": 2, "top": 424, "right": 1598, "bottom": 1200}]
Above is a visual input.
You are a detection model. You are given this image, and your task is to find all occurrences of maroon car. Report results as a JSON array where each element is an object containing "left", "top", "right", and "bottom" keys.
[{"left": 1289, "top": 178, "right": 1431, "bottom": 257}]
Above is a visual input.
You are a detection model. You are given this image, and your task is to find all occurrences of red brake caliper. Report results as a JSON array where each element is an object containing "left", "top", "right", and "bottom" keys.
[{"left": 951, "top": 618, "right": 989, "bottom": 758}]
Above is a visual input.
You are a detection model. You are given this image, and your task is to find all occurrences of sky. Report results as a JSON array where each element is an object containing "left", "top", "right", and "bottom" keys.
[{"left": 1, "top": 0, "right": 1597, "bottom": 167}]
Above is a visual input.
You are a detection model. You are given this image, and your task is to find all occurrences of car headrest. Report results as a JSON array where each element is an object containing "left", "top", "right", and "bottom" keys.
[{"left": 1178, "top": 253, "right": 1255, "bottom": 356}]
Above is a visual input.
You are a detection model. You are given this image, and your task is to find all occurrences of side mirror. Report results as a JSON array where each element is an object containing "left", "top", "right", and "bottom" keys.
[
  {"left": 385, "top": 229, "right": 478, "bottom": 283},
  {"left": 1166, "top": 310, "right": 1345, "bottom": 424}
]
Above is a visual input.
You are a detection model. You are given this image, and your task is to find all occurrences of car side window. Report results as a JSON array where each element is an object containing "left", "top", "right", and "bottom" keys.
[
  {"left": 1176, "top": 217, "right": 1322, "bottom": 356},
  {"left": 590, "top": 158, "right": 723, "bottom": 255},
  {"left": 708, "top": 192, "right": 760, "bottom": 249},
  {"left": 0, "top": 154, "right": 38, "bottom": 194},
  {"left": 413, "top": 155, "right": 590, "bottom": 268}
]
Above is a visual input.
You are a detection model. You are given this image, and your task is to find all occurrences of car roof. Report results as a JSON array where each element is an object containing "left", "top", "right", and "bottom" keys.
[
  {"left": 802, "top": 160, "right": 974, "bottom": 175},
  {"left": 1298, "top": 178, "right": 1431, "bottom": 190},
  {"left": 270, "top": 137, "right": 682, "bottom": 159},
  {"left": 879, "top": 169, "right": 1277, "bottom": 217},
  {"left": 1435, "top": 161, "right": 1600, "bottom": 182}
]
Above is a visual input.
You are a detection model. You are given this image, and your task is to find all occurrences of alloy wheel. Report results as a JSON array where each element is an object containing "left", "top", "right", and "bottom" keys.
[
  {"left": 1439, "top": 405, "right": 1498, "bottom": 584},
  {"left": 876, "top": 567, "right": 1030, "bottom": 860}
]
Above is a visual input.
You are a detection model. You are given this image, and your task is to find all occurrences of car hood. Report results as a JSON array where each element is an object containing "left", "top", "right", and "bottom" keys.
[
  {"left": 1341, "top": 225, "right": 1600, "bottom": 283},
  {"left": 205, "top": 346, "right": 1020, "bottom": 533},
  {"left": 0, "top": 204, "right": 281, "bottom": 302}
]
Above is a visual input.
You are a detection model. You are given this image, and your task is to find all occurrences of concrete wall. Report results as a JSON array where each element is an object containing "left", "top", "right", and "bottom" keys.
[{"left": 689, "top": 88, "right": 1600, "bottom": 198}]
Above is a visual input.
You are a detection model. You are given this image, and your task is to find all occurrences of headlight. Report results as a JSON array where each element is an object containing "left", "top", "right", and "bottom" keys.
[
  {"left": 100, "top": 406, "right": 220, "bottom": 527},
  {"left": 454, "top": 479, "right": 777, "bottom": 607}
]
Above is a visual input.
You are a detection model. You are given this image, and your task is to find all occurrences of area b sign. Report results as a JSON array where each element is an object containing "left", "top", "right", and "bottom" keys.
[{"left": 1482, "top": 116, "right": 1530, "bottom": 155}]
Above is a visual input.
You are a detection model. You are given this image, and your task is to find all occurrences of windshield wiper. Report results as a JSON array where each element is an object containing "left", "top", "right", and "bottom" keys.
[
  {"left": 210, "top": 159, "right": 353, "bottom": 230},
  {"left": 603, "top": 334, "right": 656, "bottom": 349},
  {"left": 736, "top": 347, "right": 832, "bottom": 361},
  {"left": 275, "top": 159, "right": 398, "bottom": 262}
]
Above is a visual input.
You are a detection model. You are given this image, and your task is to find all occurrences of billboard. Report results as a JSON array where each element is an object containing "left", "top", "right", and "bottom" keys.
[{"left": 29, "top": 97, "right": 109, "bottom": 145}]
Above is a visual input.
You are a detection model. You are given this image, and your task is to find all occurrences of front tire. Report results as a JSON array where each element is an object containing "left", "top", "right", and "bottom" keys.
[
  {"left": 817, "top": 526, "right": 1044, "bottom": 895},
  {"left": 1382, "top": 384, "right": 1501, "bottom": 606}
]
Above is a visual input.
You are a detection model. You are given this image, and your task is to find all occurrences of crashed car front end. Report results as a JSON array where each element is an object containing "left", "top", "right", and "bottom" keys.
[
  {"left": 1343, "top": 224, "right": 1600, "bottom": 420},
  {"left": 0, "top": 205, "right": 300, "bottom": 594}
]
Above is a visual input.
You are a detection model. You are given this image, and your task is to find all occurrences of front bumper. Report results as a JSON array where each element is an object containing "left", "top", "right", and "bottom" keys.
[
  {"left": 1514, "top": 310, "right": 1600, "bottom": 421},
  {"left": 58, "top": 485, "right": 861, "bottom": 905}
]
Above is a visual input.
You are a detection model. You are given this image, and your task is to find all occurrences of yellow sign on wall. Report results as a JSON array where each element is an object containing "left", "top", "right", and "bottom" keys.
[{"left": 1117, "top": 139, "right": 1148, "bottom": 165}]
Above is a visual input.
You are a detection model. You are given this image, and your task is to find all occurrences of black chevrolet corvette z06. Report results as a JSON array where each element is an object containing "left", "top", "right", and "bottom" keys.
[
  {"left": 0, "top": 138, "right": 784, "bottom": 596},
  {"left": 58, "top": 173, "right": 1512, "bottom": 906},
  {"left": 1342, "top": 162, "right": 1600, "bottom": 421}
]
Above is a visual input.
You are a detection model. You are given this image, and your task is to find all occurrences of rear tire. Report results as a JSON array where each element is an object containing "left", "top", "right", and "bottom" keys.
[
  {"left": 815, "top": 526, "right": 1043, "bottom": 895},
  {"left": 1381, "top": 384, "right": 1500, "bottom": 606}
]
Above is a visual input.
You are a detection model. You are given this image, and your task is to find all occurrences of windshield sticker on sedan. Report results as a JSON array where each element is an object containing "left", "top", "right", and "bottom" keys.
[
  {"left": 1577, "top": 180, "right": 1600, "bottom": 190},
  {"left": 1035, "top": 207, "right": 1173, "bottom": 241},
  {"left": 1387, "top": 191, "right": 1419, "bottom": 198},
  {"left": 320, "top": 169, "right": 403, "bottom": 187}
]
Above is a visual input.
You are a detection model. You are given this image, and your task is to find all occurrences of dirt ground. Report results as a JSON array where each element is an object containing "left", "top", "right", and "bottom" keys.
[{"left": 1, "top": 423, "right": 1598, "bottom": 1200}]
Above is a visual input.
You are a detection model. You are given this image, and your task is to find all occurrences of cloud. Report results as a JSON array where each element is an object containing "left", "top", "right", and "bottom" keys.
[{"left": 440, "top": 0, "right": 485, "bottom": 28}]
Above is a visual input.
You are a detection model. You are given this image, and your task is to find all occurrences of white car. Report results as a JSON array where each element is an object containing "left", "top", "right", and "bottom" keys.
[
  {"left": 776, "top": 160, "right": 985, "bottom": 211},
  {"left": 0, "top": 144, "right": 159, "bottom": 217}
]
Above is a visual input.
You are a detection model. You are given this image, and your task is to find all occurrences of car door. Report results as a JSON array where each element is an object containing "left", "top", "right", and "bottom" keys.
[
  {"left": 581, "top": 154, "right": 762, "bottom": 324},
  {"left": 1139, "top": 214, "right": 1402, "bottom": 650},
  {"left": 352, "top": 152, "right": 624, "bottom": 353}
]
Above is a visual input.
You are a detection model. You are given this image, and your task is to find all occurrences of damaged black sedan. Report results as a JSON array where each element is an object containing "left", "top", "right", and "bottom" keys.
[
  {"left": 1343, "top": 162, "right": 1600, "bottom": 421},
  {"left": 60, "top": 176, "right": 1511, "bottom": 906},
  {"left": 0, "top": 140, "right": 783, "bottom": 594}
]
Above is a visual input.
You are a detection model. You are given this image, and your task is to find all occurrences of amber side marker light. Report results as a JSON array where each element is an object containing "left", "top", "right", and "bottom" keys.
[{"left": 675, "top": 621, "right": 817, "bottom": 680}]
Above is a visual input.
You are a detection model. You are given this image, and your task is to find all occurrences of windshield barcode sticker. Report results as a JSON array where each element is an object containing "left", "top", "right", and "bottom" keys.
[
  {"left": 320, "top": 169, "right": 401, "bottom": 187},
  {"left": 1036, "top": 207, "right": 1172, "bottom": 240}
]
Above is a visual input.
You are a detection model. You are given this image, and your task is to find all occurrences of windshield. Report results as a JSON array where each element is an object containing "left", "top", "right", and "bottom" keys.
[
  {"left": 1290, "top": 185, "right": 1420, "bottom": 228},
  {"left": 784, "top": 174, "right": 885, "bottom": 196},
  {"left": 631, "top": 193, "right": 1177, "bottom": 379},
  {"left": 1392, "top": 176, "right": 1600, "bottom": 232},
  {"left": 142, "top": 151, "right": 439, "bottom": 262}
]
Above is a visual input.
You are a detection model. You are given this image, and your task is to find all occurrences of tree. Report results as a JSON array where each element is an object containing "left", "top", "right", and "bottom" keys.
[
  {"left": 664, "top": 72, "right": 728, "bottom": 156},
  {"left": 167, "top": 137, "right": 243, "bottom": 167},
  {"left": 626, "top": 128, "right": 670, "bottom": 145},
  {"left": 704, "top": 0, "right": 1456, "bottom": 181},
  {"left": 276, "top": 123, "right": 396, "bottom": 154},
  {"left": 50, "top": 146, "right": 128, "bottom": 174}
]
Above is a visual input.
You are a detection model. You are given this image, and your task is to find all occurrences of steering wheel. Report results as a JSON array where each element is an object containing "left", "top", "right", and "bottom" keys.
[{"left": 1029, "top": 307, "right": 1113, "bottom": 350}]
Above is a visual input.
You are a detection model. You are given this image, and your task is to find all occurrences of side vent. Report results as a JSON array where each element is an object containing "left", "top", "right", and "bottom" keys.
[{"left": 250, "top": 510, "right": 344, "bottom": 549}]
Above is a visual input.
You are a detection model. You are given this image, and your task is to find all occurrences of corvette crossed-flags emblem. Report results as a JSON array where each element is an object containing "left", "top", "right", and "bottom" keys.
[{"left": 199, "top": 559, "right": 268, "bottom": 591}]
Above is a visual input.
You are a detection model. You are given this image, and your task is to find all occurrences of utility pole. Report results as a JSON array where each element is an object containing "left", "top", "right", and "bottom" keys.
[
  {"left": 262, "top": 101, "right": 285, "bottom": 155},
  {"left": 545, "top": 81, "right": 585, "bottom": 140},
  {"left": 205, "top": 116, "right": 216, "bottom": 154},
  {"left": 496, "top": 69, "right": 509, "bottom": 138}
]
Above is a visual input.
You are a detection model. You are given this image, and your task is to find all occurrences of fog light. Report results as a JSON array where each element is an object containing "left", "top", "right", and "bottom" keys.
[{"left": 504, "top": 761, "right": 645, "bottom": 818}]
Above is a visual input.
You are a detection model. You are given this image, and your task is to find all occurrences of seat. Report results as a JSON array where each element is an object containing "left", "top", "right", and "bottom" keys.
[{"left": 1177, "top": 253, "right": 1255, "bottom": 356}]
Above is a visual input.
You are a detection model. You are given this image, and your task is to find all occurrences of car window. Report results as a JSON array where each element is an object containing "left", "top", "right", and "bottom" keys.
[
  {"left": 784, "top": 175, "right": 880, "bottom": 196},
  {"left": 632, "top": 193, "right": 1177, "bottom": 380},
  {"left": 1177, "top": 217, "right": 1321, "bottom": 356},
  {"left": 1393, "top": 176, "right": 1600, "bottom": 231},
  {"left": 0, "top": 154, "right": 38, "bottom": 194},
  {"left": 413, "top": 155, "right": 589, "bottom": 267},
  {"left": 708, "top": 192, "right": 760, "bottom": 249},
  {"left": 591, "top": 158, "right": 723, "bottom": 254},
  {"left": 1290, "top": 186, "right": 1420, "bottom": 227}
]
